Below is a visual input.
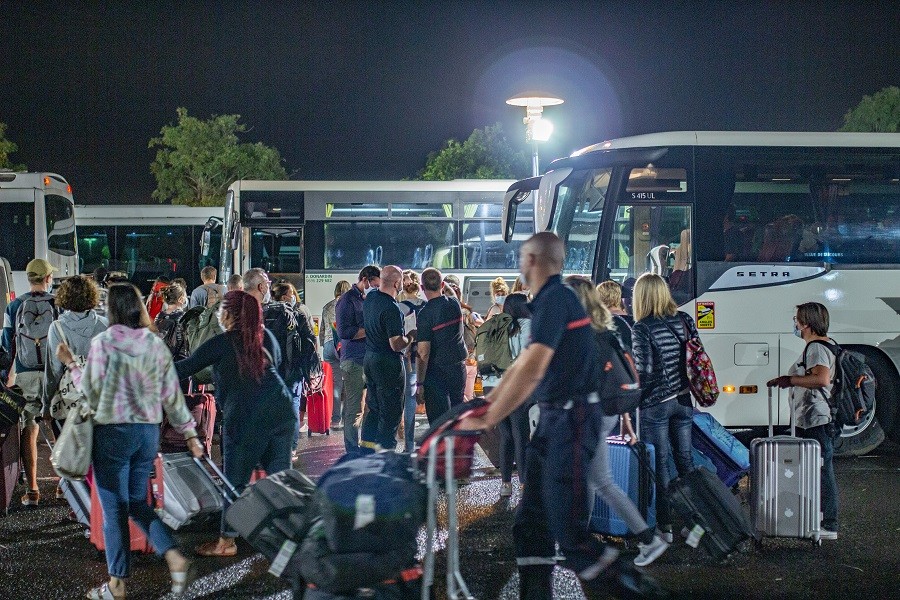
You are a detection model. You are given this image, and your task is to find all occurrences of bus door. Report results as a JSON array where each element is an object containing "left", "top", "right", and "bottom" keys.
[
  {"left": 601, "top": 165, "right": 694, "bottom": 306},
  {"left": 249, "top": 227, "right": 305, "bottom": 302}
]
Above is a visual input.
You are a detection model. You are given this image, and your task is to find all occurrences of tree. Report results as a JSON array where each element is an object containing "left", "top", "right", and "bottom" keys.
[
  {"left": 149, "top": 107, "right": 287, "bottom": 206},
  {"left": 0, "top": 121, "right": 25, "bottom": 171},
  {"left": 839, "top": 86, "right": 900, "bottom": 133},
  {"left": 419, "top": 123, "right": 529, "bottom": 180}
]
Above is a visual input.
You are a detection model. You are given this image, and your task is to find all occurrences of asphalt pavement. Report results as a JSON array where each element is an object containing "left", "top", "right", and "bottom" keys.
[{"left": 1, "top": 421, "right": 898, "bottom": 600}]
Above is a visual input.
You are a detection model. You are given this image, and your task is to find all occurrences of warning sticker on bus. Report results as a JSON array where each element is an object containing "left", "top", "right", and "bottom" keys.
[{"left": 696, "top": 302, "right": 715, "bottom": 329}]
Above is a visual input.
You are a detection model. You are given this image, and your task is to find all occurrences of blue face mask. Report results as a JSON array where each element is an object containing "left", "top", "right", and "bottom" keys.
[
  {"left": 494, "top": 295, "right": 506, "bottom": 306},
  {"left": 793, "top": 323, "right": 803, "bottom": 337}
]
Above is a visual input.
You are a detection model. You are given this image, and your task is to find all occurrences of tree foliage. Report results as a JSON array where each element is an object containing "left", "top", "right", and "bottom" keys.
[
  {"left": 149, "top": 107, "right": 287, "bottom": 206},
  {"left": 0, "top": 121, "right": 25, "bottom": 171},
  {"left": 839, "top": 86, "right": 900, "bottom": 133},
  {"left": 419, "top": 123, "right": 529, "bottom": 180}
]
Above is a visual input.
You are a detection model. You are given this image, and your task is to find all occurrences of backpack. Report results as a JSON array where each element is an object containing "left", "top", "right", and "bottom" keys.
[
  {"left": 181, "top": 301, "right": 224, "bottom": 384},
  {"left": 203, "top": 283, "right": 223, "bottom": 308},
  {"left": 264, "top": 303, "right": 319, "bottom": 387},
  {"left": 15, "top": 293, "right": 57, "bottom": 370},
  {"left": 155, "top": 311, "right": 189, "bottom": 361},
  {"left": 594, "top": 329, "right": 641, "bottom": 416},
  {"left": 663, "top": 312, "right": 720, "bottom": 407},
  {"left": 802, "top": 340, "right": 875, "bottom": 430},
  {"left": 474, "top": 313, "right": 513, "bottom": 376}
]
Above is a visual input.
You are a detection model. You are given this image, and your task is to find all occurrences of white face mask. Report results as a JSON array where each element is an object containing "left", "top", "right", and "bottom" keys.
[
  {"left": 494, "top": 295, "right": 506, "bottom": 306},
  {"left": 263, "top": 290, "right": 272, "bottom": 304},
  {"left": 363, "top": 285, "right": 373, "bottom": 297},
  {"left": 287, "top": 296, "right": 297, "bottom": 307}
]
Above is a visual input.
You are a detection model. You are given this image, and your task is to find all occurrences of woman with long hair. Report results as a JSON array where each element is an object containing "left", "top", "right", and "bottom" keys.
[
  {"left": 176, "top": 290, "right": 296, "bottom": 557},
  {"left": 493, "top": 292, "right": 532, "bottom": 498},
  {"left": 484, "top": 277, "right": 510, "bottom": 321},
  {"left": 567, "top": 276, "right": 670, "bottom": 566},
  {"left": 56, "top": 283, "right": 198, "bottom": 599},
  {"left": 631, "top": 273, "right": 697, "bottom": 545}
]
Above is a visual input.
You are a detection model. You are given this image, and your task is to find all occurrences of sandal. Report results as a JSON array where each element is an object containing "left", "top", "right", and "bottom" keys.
[
  {"left": 196, "top": 539, "right": 237, "bottom": 557},
  {"left": 85, "top": 582, "right": 125, "bottom": 599},
  {"left": 170, "top": 560, "right": 197, "bottom": 595}
]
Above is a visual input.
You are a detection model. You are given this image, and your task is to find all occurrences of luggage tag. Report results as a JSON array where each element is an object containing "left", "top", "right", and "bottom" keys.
[
  {"left": 354, "top": 494, "right": 376, "bottom": 530},
  {"left": 685, "top": 523, "right": 705, "bottom": 548},
  {"left": 269, "top": 540, "right": 298, "bottom": 577}
]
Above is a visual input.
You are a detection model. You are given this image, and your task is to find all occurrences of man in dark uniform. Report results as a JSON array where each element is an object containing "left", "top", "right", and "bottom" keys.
[
  {"left": 415, "top": 267, "right": 467, "bottom": 424},
  {"left": 461, "top": 232, "right": 668, "bottom": 600},
  {"left": 360, "top": 265, "right": 414, "bottom": 452}
]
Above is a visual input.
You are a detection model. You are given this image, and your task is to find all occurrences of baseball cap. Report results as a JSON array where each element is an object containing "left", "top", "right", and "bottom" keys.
[{"left": 26, "top": 259, "right": 57, "bottom": 277}]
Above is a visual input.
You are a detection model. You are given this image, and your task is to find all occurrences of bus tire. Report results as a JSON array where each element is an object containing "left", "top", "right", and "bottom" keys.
[{"left": 833, "top": 348, "right": 897, "bottom": 456}]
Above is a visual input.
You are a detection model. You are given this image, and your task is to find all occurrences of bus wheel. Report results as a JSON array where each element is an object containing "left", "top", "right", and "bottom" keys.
[{"left": 833, "top": 348, "right": 896, "bottom": 456}]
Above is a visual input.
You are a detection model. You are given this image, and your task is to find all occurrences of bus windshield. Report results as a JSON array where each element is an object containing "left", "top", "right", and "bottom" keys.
[
  {"left": 550, "top": 168, "right": 609, "bottom": 274},
  {"left": 45, "top": 194, "right": 77, "bottom": 257},
  {"left": 0, "top": 202, "right": 36, "bottom": 270}
]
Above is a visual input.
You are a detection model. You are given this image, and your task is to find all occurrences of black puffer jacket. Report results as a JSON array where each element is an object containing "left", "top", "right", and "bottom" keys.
[{"left": 632, "top": 311, "right": 700, "bottom": 408}]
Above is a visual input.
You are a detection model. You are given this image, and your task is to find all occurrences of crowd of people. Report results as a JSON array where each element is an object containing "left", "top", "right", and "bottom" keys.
[{"left": 0, "top": 231, "right": 842, "bottom": 598}]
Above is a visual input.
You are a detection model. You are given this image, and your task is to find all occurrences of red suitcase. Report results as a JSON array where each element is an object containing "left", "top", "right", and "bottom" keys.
[
  {"left": 89, "top": 477, "right": 155, "bottom": 554},
  {"left": 161, "top": 392, "right": 216, "bottom": 454},
  {"left": 306, "top": 362, "right": 333, "bottom": 436}
]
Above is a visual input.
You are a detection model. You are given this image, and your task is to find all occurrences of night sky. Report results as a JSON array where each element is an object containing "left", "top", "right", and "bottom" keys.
[{"left": 2, "top": 1, "right": 898, "bottom": 204}]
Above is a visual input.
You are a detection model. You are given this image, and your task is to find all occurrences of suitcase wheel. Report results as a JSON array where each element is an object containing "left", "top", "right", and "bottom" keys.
[{"left": 308, "top": 430, "right": 312, "bottom": 438}]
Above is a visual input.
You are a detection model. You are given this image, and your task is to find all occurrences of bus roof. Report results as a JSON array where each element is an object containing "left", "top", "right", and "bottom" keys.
[
  {"left": 572, "top": 131, "right": 900, "bottom": 156},
  {"left": 0, "top": 171, "right": 70, "bottom": 190},
  {"left": 75, "top": 204, "right": 218, "bottom": 226},
  {"left": 229, "top": 179, "right": 516, "bottom": 193}
]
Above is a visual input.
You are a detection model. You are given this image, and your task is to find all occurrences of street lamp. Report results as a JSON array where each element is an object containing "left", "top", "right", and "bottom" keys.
[{"left": 506, "top": 93, "right": 564, "bottom": 177}]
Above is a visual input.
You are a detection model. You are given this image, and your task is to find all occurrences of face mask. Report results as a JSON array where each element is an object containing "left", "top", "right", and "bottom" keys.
[
  {"left": 287, "top": 296, "right": 297, "bottom": 308},
  {"left": 793, "top": 323, "right": 803, "bottom": 338},
  {"left": 363, "top": 285, "right": 373, "bottom": 297},
  {"left": 494, "top": 295, "right": 506, "bottom": 306},
  {"left": 263, "top": 290, "right": 272, "bottom": 304}
]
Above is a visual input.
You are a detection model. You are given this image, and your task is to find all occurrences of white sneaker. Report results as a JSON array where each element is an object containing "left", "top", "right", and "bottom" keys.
[
  {"left": 819, "top": 529, "right": 838, "bottom": 540},
  {"left": 579, "top": 546, "right": 620, "bottom": 581},
  {"left": 657, "top": 528, "right": 674, "bottom": 544},
  {"left": 499, "top": 482, "right": 513, "bottom": 497},
  {"left": 634, "top": 535, "right": 670, "bottom": 567}
]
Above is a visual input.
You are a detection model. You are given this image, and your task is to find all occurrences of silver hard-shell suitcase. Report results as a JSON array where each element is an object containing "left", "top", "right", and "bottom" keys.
[
  {"left": 153, "top": 452, "right": 226, "bottom": 529},
  {"left": 750, "top": 387, "right": 822, "bottom": 545}
]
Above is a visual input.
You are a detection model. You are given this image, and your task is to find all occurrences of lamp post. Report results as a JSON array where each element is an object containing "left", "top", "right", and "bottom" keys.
[{"left": 506, "top": 93, "right": 564, "bottom": 177}]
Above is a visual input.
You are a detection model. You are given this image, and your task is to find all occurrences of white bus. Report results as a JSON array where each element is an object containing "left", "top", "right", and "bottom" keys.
[
  {"left": 219, "top": 179, "right": 534, "bottom": 323},
  {"left": 75, "top": 205, "right": 221, "bottom": 295},
  {"left": 502, "top": 131, "right": 900, "bottom": 456},
  {"left": 0, "top": 171, "right": 78, "bottom": 296}
]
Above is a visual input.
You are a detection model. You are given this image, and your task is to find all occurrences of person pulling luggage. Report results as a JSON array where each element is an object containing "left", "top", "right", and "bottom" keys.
[
  {"left": 460, "top": 232, "right": 669, "bottom": 600},
  {"left": 175, "top": 290, "right": 296, "bottom": 557},
  {"left": 767, "top": 301, "right": 839, "bottom": 540}
]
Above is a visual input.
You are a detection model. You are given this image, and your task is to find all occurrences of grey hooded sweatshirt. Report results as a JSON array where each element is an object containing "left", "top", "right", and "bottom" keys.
[{"left": 46, "top": 310, "right": 109, "bottom": 404}]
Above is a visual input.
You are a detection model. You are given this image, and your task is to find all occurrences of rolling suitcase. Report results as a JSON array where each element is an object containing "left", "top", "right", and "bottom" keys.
[
  {"left": 668, "top": 466, "right": 754, "bottom": 560},
  {"left": 151, "top": 452, "right": 226, "bottom": 530},
  {"left": 750, "top": 387, "right": 822, "bottom": 545},
  {"left": 589, "top": 436, "right": 657, "bottom": 536},
  {"left": 691, "top": 409, "right": 750, "bottom": 488},
  {"left": 61, "top": 477, "right": 91, "bottom": 532},
  {"left": 0, "top": 422, "right": 20, "bottom": 516},
  {"left": 307, "top": 362, "right": 334, "bottom": 436},
  {"left": 89, "top": 476, "right": 155, "bottom": 554},
  {"left": 161, "top": 391, "right": 216, "bottom": 454}
]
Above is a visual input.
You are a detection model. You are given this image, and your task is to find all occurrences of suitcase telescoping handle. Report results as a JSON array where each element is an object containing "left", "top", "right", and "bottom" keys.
[
  {"left": 193, "top": 455, "right": 240, "bottom": 503},
  {"left": 767, "top": 384, "right": 796, "bottom": 438}
]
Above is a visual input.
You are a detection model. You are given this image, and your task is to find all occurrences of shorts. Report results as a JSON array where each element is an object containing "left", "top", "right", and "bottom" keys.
[{"left": 15, "top": 370, "right": 45, "bottom": 427}]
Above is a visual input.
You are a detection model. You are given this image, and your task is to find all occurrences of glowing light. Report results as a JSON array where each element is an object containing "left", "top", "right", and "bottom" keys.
[{"left": 723, "top": 385, "right": 736, "bottom": 393}]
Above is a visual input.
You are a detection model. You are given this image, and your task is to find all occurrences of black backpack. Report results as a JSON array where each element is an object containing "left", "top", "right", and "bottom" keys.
[
  {"left": 155, "top": 311, "right": 189, "bottom": 361},
  {"left": 802, "top": 340, "right": 876, "bottom": 430},
  {"left": 594, "top": 329, "right": 641, "bottom": 416},
  {"left": 264, "top": 303, "right": 320, "bottom": 387}
]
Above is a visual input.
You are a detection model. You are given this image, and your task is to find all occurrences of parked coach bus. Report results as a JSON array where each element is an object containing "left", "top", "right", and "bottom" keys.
[
  {"left": 0, "top": 171, "right": 78, "bottom": 296},
  {"left": 219, "top": 179, "right": 533, "bottom": 326},
  {"left": 501, "top": 131, "right": 900, "bottom": 456}
]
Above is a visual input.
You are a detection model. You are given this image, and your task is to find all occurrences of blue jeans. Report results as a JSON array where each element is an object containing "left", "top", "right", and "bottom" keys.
[
  {"left": 323, "top": 340, "right": 343, "bottom": 423},
  {"left": 641, "top": 397, "right": 694, "bottom": 529},
  {"left": 221, "top": 420, "right": 294, "bottom": 537},
  {"left": 93, "top": 424, "right": 178, "bottom": 578},
  {"left": 402, "top": 355, "right": 416, "bottom": 451},
  {"left": 798, "top": 424, "right": 838, "bottom": 531}
]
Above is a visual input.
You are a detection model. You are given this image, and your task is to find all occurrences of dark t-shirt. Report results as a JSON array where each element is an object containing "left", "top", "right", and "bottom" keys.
[
  {"left": 528, "top": 274, "right": 601, "bottom": 406},
  {"left": 416, "top": 296, "right": 467, "bottom": 384},
  {"left": 363, "top": 289, "right": 404, "bottom": 358}
]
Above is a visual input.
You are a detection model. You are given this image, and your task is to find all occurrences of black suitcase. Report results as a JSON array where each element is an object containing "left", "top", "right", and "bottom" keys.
[
  {"left": 0, "top": 423, "right": 20, "bottom": 515},
  {"left": 667, "top": 466, "right": 753, "bottom": 560},
  {"left": 300, "top": 568, "right": 423, "bottom": 600}
]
